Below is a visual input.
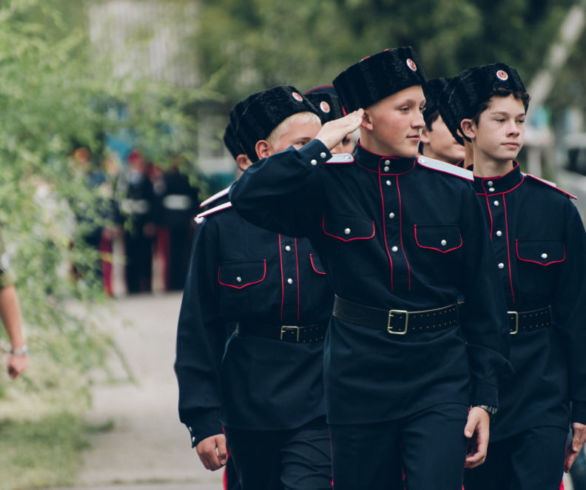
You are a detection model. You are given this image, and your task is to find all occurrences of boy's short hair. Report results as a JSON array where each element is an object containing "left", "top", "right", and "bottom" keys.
[
  {"left": 236, "top": 86, "right": 319, "bottom": 162},
  {"left": 333, "top": 46, "right": 426, "bottom": 112},
  {"left": 446, "top": 63, "right": 530, "bottom": 141}
]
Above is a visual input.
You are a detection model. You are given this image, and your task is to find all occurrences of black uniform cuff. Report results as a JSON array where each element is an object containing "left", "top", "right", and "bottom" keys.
[
  {"left": 470, "top": 380, "right": 498, "bottom": 408},
  {"left": 297, "top": 139, "right": 331, "bottom": 167},
  {"left": 181, "top": 408, "right": 223, "bottom": 448},
  {"left": 572, "top": 401, "right": 586, "bottom": 425}
]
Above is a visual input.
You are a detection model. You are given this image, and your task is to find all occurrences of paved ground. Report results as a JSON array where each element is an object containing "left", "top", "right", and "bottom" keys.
[{"left": 50, "top": 293, "right": 222, "bottom": 490}]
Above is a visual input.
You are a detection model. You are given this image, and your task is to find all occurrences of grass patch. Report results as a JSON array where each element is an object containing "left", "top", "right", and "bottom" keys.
[{"left": 0, "top": 412, "right": 89, "bottom": 490}]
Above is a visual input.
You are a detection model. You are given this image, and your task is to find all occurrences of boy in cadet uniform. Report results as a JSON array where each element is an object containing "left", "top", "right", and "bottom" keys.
[
  {"left": 0, "top": 229, "right": 28, "bottom": 379},
  {"left": 419, "top": 78, "right": 466, "bottom": 166},
  {"left": 230, "top": 47, "right": 511, "bottom": 490},
  {"left": 174, "top": 86, "right": 334, "bottom": 490},
  {"left": 446, "top": 63, "right": 586, "bottom": 490}
]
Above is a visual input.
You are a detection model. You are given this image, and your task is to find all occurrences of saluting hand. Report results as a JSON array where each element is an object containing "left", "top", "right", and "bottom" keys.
[
  {"left": 315, "top": 109, "right": 364, "bottom": 150},
  {"left": 196, "top": 433, "right": 228, "bottom": 471},
  {"left": 564, "top": 422, "right": 586, "bottom": 472},
  {"left": 464, "top": 406, "right": 491, "bottom": 469}
]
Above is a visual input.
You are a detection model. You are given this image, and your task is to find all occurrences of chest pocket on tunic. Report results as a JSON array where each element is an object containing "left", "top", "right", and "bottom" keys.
[
  {"left": 218, "top": 260, "right": 267, "bottom": 289},
  {"left": 515, "top": 240, "right": 565, "bottom": 296},
  {"left": 322, "top": 215, "right": 375, "bottom": 242},
  {"left": 414, "top": 225, "right": 463, "bottom": 253},
  {"left": 217, "top": 260, "right": 268, "bottom": 315},
  {"left": 515, "top": 240, "right": 566, "bottom": 266}
]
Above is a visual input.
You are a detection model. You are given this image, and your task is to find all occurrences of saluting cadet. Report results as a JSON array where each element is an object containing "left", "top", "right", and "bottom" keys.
[
  {"left": 420, "top": 78, "right": 466, "bottom": 166},
  {"left": 445, "top": 63, "right": 586, "bottom": 490},
  {"left": 230, "top": 47, "right": 511, "bottom": 490},
  {"left": 174, "top": 86, "right": 334, "bottom": 490}
]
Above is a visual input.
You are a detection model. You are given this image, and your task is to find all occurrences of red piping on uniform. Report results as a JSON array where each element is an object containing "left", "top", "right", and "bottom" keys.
[
  {"left": 309, "top": 253, "right": 326, "bottom": 275},
  {"left": 413, "top": 224, "right": 463, "bottom": 253},
  {"left": 477, "top": 175, "right": 526, "bottom": 196},
  {"left": 396, "top": 176, "right": 411, "bottom": 289},
  {"left": 515, "top": 240, "right": 566, "bottom": 266},
  {"left": 294, "top": 238, "right": 300, "bottom": 321},
  {"left": 321, "top": 216, "right": 375, "bottom": 241},
  {"left": 278, "top": 235, "right": 285, "bottom": 321},
  {"left": 217, "top": 259, "right": 267, "bottom": 289},
  {"left": 379, "top": 173, "right": 394, "bottom": 290},
  {"left": 503, "top": 195, "right": 515, "bottom": 304},
  {"left": 483, "top": 194, "right": 494, "bottom": 237}
]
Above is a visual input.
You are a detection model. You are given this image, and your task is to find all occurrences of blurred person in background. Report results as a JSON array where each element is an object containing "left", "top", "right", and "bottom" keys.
[
  {"left": 154, "top": 157, "right": 199, "bottom": 291},
  {"left": 120, "top": 149, "right": 157, "bottom": 294}
]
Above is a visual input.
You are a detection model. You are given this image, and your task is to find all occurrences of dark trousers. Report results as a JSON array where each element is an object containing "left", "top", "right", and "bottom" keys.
[
  {"left": 329, "top": 403, "right": 468, "bottom": 490},
  {"left": 225, "top": 417, "right": 332, "bottom": 490},
  {"left": 124, "top": 231, "right": 153, "bottom": 293},
  {"left": 464, "top": 426, "right": 568, "bottom": 490}
]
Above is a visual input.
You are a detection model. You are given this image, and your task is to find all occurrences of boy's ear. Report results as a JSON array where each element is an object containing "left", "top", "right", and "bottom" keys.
[
  {"left": 255, "top": 140, "right": 272, "bottom": 160},
  {"left": 420, "top": 126, "right": 431, "bottom": 145},
  {"left": 236, "top": 154, "right": 252, "bottom": 172},
  {"left": 361, "top": 109, "right": 374, "bottom": 131},
  {"left": 460, "top": 119, "right": 476, "bottom": 140}
]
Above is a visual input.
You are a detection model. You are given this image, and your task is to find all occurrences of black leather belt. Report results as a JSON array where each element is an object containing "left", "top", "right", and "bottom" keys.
[
  {"left": 235, "top": 322, "right": 327, "bottom": 343},
  {"left": 333, "top": 295, "right": 459, "bottom": 335},
  {"left": 508, "top": 305, "right": 554, "bottom": 335}
]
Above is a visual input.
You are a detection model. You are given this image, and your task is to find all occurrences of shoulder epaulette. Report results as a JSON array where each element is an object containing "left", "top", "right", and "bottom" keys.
[
  {"left": 524, "top": 173, "right": 577, "bottom": 200},
  {"left": 199, "top": 185, "right": 232, "bottom": 209},
  {"left": 194, "top": 201, "right": 232, "bottom": 224},
  {"left": 324, "top": 153, "right": 354, "bottom": 164},
  {"left": 417, "top": 155, "right": 473, "bottom": 181}
]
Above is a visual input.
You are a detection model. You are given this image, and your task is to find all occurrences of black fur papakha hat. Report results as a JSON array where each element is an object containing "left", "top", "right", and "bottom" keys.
[
  {"left": 447, "top": 63, "right": 527, "bottom": 129},
  {"left": 304, "top": 85, "right": 345, "bottom": 123},
  {"left": 333, "top": 47, "right": 426, "bottom": 112},
  {"left": 237, "top": 86, "right": 319, "bottom": 162},
  {"left": 423, "top": 77, "right": 464, "bottom": 145},
  {"left": 223, "top": 98, "right": 252, "bottom": 159}
]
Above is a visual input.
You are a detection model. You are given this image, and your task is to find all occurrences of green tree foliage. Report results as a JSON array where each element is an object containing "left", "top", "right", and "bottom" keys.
[
  {"left": 0, "top": 0, "right": 203, "bottom": 414},
  {"left": 195, "top": 0, "right": 576, "bottom": 107}
]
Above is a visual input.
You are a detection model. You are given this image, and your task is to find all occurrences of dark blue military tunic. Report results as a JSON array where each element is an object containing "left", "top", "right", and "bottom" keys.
[
  {"left": 473, "top": 164, "right": 586, "bottom": 441},
  {"left": 230, "top": 140, "right": 510, "bottom": 425},
  {"left": 174, "top": 196, "right": 332, "bottom": 445}
]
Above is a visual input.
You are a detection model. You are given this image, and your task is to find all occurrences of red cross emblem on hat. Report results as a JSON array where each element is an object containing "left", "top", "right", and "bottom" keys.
[
  {"left": 320, "top": 101, "right": 331, "bottom": 113},
  {"left": 292, "top": 92, "right": 304, "bottom": 102},
  {"left": 496, "top": 70, "right": 509, "bottom": 81},
  {"left": 406, "top": 58, "right": 417, "bottom": 72}
]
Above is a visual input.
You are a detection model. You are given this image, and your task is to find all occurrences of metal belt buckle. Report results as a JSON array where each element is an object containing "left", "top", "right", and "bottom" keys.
[
  {"left": 508, "top": 311, "right": 519, "bottom": 335},
  {"left": 387, "top": 310, "right": 409, "bottom": 335},
  {"left": 280, "top": 325, "right": 300, "bottom": 342}
]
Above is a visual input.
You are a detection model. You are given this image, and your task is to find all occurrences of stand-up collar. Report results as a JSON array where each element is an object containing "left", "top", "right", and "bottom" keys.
[
  {"left": 473, "top": 163, "right": 524, "bottom": 195},
  {"left": 354, "top": 141, "right": 416, "bottom": 175}
]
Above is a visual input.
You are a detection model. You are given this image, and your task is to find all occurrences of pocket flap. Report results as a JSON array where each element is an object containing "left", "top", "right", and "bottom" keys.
[
  {"left": 309, "top": 253, "right": 326, "bottom": 275},
  {"left": 322, "top": 215, "right": 375, "bottom": 241},
  {"left": 516, "top": 240, "right": 566, "bottom": 266},
  {"left": 218, "top": 260, "right": 267, "bottom": 288},
  {"left": 414, "top": 225, "right": 463, "bottom": 253}
]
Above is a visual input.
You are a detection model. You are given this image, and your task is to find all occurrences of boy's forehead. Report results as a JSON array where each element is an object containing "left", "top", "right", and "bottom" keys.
[
  {"left": 485, "top": 94, "right": 526, "bottom": 113},
  {"left": 374, "top": 85, "right": 425, "bottom": 107}
]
